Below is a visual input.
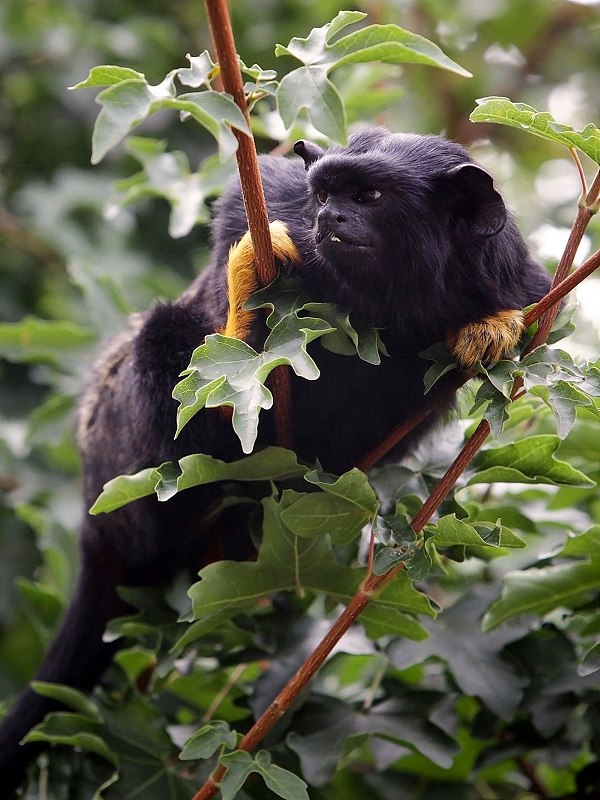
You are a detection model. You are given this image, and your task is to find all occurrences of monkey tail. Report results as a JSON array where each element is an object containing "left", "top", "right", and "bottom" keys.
[{"left": 0, "top": 549, "right": 129, "bottom": 795}]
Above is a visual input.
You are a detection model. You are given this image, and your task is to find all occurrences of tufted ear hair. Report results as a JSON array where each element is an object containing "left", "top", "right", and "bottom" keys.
[
  {"left": 294, "top": 139, "right": 325, "bottom": 170},
  {"left": 446, "top": 163, "right": 507, "bottom": 238}
]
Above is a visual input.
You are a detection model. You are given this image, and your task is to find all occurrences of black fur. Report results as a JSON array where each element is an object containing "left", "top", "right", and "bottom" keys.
[{"left": 0, "top": 129, "right": 551, "bottom": 793}]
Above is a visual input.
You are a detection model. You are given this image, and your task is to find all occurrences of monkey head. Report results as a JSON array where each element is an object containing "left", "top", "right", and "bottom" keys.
[{"left": 293, "top": 130, "right": 513, "bottom": 335}]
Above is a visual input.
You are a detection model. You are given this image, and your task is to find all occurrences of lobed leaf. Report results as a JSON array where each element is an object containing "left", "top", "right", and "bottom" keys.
[
  {"left": 90, "top": 447, "right": 307, "bottom": 513},
  {"left": 471, "top": 97, "right": 600, "bottom": 165},
  {"left": 277, "top": 66, "right": 347, "bottom": 144},
  {"left": 469, "top": 435, "right": 594, "bottom": 487},
  {"left": 174, "top": 317, "right": 333, "bottom": 452},
  {"left": 81, "top": 64, "right": 250, "bottom": 164},
  {"left": 276, "top": 12, "right": 469, "bottom": 141},
  {"left": 254, "top": 751, "right": 310, "bottom": 800},
  {"left": 110, "top": 138, "right": 233, "bottom": 238},
  {"left": 188, "top": 493, "right": 433, "bottom": 637},
  {"left": 179, "top": 721, "right": 237, "bottom": 761}
]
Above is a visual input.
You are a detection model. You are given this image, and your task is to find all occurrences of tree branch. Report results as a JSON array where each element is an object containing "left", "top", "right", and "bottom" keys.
[
  {"left": 190, "top": 168, "right": 600, "bottom": 800},
  {"left": 204, "top": 0, "right": 293, "bottom": 450}
]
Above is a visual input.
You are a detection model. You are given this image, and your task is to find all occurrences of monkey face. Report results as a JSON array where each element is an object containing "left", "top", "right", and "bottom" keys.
[{"left": 313, "top": 184, "right": 384, "bottom": 265}]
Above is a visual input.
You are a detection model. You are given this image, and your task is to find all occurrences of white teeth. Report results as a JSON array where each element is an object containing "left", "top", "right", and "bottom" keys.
[{"left": 330, "top": 234, "right": 341, "bottom": 242}]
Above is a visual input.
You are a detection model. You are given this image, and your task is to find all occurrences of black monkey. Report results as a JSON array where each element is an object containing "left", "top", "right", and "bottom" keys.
[{"left": 0, "top": 128, "right": 551, "bottom": 793}]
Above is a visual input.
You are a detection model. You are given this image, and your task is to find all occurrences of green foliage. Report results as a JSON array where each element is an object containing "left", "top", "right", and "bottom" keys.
[
  {"left": 471, "top": 97, "right": 600, "bottom": 166},
  {"left": 172, "top": 276, "right": 385, "bottom": 452},
  {"left": 3, "top": 2, "right": 600, "bottom": 799}
]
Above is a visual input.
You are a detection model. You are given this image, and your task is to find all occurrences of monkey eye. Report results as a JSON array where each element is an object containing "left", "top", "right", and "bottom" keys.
[
  {"left": 354, "top": 189, "right": 382, "bottom": 204},
  {"left": 316, "top": 189, "right": 328, "bottom": 204}
]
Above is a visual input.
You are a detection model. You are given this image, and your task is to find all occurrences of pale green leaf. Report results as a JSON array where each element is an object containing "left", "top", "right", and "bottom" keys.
[
  {"left": 69, "top": 65, "right": 145, "bottom": 89},
  {"left": 471, "top": 97, "right": 600, "bottom": 165},
  {"left": 277, "top": 66, "right": 347, "bottom": 144},
  {"left": 255, "top": 751, "right": 310, "bottom": 800}
]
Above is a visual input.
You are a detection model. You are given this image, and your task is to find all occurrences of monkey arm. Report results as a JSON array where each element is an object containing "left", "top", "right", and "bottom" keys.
[
  {"left": 446, "top": 309, "right": 525, "bottom": 369},
  {"left": 222, "top": 220, "right": 301, "bottom": 340}
]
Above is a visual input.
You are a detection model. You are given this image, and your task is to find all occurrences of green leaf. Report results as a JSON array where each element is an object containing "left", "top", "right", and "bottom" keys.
[
  {"left": 88, "top": 69, "right": 250, "bottom": 164},
  {"left": 484, "top": 528, "right": 600, "bottom": 631},
  {"left": 281, "top": 493, "right": 369, "bottom": 544},
  {"left": 483, "top": 562, "right": 600, "bottom": 631},
  {"left": 188, "top": 493, "right": 433, "bottom": 635},
  {"left": 90, "top": 447, "right": 306, "bottom": 513},
  {"left": 428, "top": 515, "right": 498, "bottom": 548},
  {"left": 276, "top": 12, "right": 470, "bottom": 75},
  {"left": 0, "top": 316, "right": 95, "bottom": 362},
  {"left": 306, "top": 467, "right": 379, "bottom": 513},
  {"left": 469, "top": 435, "right": 594, "bottom": 487},
  {"left": 246, "top": 276, "right": 384, "bottom": 364},
  {"left": 536, "top": 380, "right": 594, "bottom": 439},
  {"left": 470, "top": 97, "right": 600, "bottom": 165},
  {"left": 277, "top": 66, "right": 346, "bottom": 144},
  {"left": 173, "top": 313, "right": 334, "bottom": 452},
  {"left": 255, "top": 750, "right": 310, "bottom": 800},
  {"left": 219, "top": 750, "right": 256, "bottom": 800},
  {"left": 420, "top": 342, "right": 458, "bottom": 393},
  {"left": 179, "top": 721, "right": 237, "bottom": 761},
  {"left": 281, "top": 468, "right": 378, "bottom": 544},
  {"left": 69, "top": 65, "right": 145, "bottom": 89},
  {"left": 389, "top": 591, "right": 530, "bottom": 719},
  {"left": 31, "top": 682, "right": 103, "bottom": 723},
  {"left": 275, "top": 12, "right": 469, "bottom": 141},
  {"left": 24, "top": 712, "right": 117, "bottom": 765},
  {"left": 110, "top": 138, "right": 232, "bottom": 238},
  {"left": 176, "top": 51, "right": 219, "bottom": 88}
]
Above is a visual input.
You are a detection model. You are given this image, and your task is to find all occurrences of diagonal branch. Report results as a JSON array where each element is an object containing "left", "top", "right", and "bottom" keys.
[{"left": 190, "top": 170, "right": 600, "bottom": 800}]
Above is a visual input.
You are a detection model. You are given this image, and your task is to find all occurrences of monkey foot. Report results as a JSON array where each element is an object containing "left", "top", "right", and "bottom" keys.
[{"left": 447, "top": 309, "right": 525, "bottom": 370}]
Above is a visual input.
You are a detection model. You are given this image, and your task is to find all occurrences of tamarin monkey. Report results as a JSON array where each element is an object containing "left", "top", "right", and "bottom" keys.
[{"left": 0, "top": 128, "right": 551, "bottom": 793}]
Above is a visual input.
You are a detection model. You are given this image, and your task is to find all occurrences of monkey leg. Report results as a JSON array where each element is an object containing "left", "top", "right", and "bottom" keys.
[{"left": 447, "top": 309, "right": 524, "bottom": 370}]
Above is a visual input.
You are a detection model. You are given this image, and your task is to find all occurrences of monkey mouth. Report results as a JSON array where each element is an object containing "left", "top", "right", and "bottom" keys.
[{"left": 317, "top": 230, "right": 375, "bottom": 251}]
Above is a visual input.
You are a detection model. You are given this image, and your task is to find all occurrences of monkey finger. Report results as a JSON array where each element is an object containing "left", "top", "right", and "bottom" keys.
[{"left": 447, "top": 309, "right": 525, "bottom": 370}]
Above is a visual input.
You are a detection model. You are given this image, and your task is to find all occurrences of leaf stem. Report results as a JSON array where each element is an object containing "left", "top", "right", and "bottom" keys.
[{"left": 570, "top": 147, "right": 587, "bottom": 196}]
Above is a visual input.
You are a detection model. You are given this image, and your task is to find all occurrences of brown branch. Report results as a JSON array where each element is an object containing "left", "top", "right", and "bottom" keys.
[
  {"left": 204, "top": 0, "right": 293, "bottom": 450},
  {"left": 359, "top": 175, "right": 600, "bottom": 472},
  {"left": 190, "top": 170, "right": 600, "bottom": 799}
]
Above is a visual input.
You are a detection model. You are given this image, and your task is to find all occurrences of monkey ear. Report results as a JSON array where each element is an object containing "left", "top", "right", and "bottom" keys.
[
  {"left": 446, "top": 163, "right": 507, "bottom": 238},
  {"left": 294, "top": 139, "right": 325, "bottom": 170}
]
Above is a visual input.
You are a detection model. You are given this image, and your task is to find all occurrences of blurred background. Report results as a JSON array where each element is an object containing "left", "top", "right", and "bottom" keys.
[{"left": 1, "top": 0, "right": 600, "bottom": 795}]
